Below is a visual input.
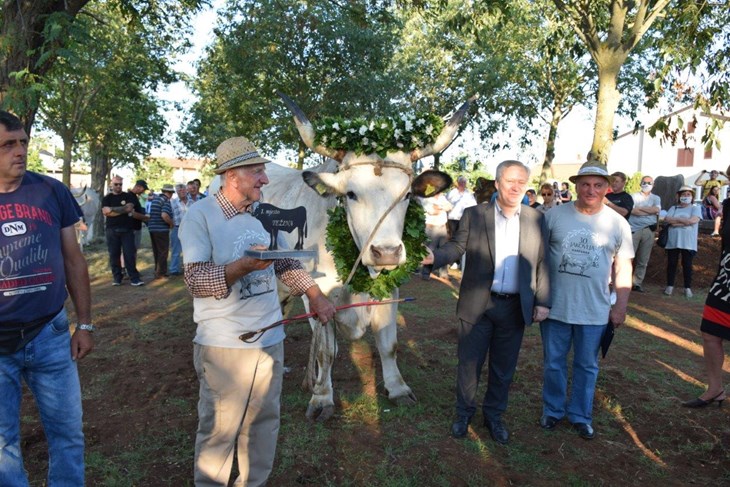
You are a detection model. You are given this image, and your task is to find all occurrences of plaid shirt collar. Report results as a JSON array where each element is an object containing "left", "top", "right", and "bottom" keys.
[{"left": 215, "top": 191, "right": 254, "bottom": 220}]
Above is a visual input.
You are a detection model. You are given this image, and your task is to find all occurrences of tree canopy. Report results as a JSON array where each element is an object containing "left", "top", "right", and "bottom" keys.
[
  {"left": 0, "top": 0, "right": 206, "bottom": 132},
  {"left": 550, "top": 0, "right": 730, "bottom": 162},
  {"left": 181, "top": 0, "right": 415, "bottom": 167}
]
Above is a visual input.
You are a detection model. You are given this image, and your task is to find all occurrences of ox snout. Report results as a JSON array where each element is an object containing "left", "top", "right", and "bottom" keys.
[{"left": 369, "top": 244, "right": 403, "bottom": 268}]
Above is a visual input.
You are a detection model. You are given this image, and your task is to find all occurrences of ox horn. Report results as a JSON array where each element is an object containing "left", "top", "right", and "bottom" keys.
[
  {"left": 277, "top": 91, "right": 342, "bottom": 161},
  {"left": 410, "top": 94, "right": 478, "bottom": 161}
]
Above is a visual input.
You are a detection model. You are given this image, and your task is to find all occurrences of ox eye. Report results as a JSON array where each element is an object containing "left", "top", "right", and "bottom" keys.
[{"left": 346, "top": 191, "right": 358, "bottom": 201}]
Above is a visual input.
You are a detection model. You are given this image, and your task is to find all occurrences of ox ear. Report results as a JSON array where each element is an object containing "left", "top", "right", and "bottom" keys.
[
  {"left": 302, "top": 170, "right": 343, "bottom": 197},
  {"left": 412, "top": 170, "right": 453, "bottom": 198}
]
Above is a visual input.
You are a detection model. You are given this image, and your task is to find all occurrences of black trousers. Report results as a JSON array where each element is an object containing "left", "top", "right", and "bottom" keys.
[
  {"left": 106, "top": 227, "right": 140, "bottom": 282},
  {"left": 666, "top": 248, "right": 694, "bottom": 288},
  {"left": 455, "top": 294, "right": 525, "bottom": 422},
  {"left": 149, "top": 231, "right": 170, "bottom": 277}
]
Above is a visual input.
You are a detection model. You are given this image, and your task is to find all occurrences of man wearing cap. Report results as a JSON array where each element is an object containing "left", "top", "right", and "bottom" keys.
[
  {"left": 179, "top": 136, "right": 336, "bottom": 486},
  {"left": 147, "top": 183, "right": 174, "bottom": 279},
  {"left": 101, "top": 175, "right": 145, "bottom": 286},
  {"left": 539, "top": 161, "right": 634, "bottom": 440},
  {"left": 628, "top": 176, "right": 661, "bottom": 292}
]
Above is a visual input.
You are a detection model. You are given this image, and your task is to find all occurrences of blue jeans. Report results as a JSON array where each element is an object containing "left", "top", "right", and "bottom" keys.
[
  {"left": 0, "top": 309, "right": 85, "bottom": 486},
  {"left": 169, "top": 226, "right": 182, "bottom": 274},
  {"left": 540, "top": 318, "right": 606, "bottom": 425}
]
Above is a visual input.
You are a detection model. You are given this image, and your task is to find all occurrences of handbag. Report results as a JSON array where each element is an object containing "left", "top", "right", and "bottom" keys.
[
  {"left": 657, "top": 206, "right": 677, "bottom": 248},
  {"left": 657, "top": 225, "right": 669, "bottom": 248}
]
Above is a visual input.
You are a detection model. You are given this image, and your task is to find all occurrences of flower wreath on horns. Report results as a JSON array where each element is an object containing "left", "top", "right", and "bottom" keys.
[
  {"left": 313, "top": 113, "right": 445, "bottom": 158},
  {"left": 325, "top": 198, "right": 428, "bottom": 300},
  {"left": 317, "top": 112, "right": 444, "bottom": 298}
]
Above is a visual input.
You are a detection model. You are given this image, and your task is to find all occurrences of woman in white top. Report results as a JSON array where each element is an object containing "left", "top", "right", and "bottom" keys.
[{"left": 663, "top": 185, "right": 702, "bottom": 297}]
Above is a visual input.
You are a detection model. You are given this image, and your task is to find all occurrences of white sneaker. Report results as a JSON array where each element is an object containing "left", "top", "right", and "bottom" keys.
[
  {"left": 610, "top": 291, "right": 617, "bottom": 305},
  {"left": 450, "top": 263, "right": 458, "bottom": 270},
  {"left": 684, "top": 288, "right": 693, "bottom": 298},
  {"left": 664, "top": 286, "right": 674, "bottom": 296}
]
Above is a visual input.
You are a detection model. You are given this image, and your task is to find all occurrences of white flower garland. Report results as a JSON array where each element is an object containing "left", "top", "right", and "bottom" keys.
[{"left": 314, "top": 113, "right": 445, "bottom": 158}]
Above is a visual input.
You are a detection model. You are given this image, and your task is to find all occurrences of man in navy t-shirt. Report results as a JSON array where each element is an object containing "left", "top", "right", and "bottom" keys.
[{"left": 0, "top": 110, "right": 94, "bottom": 485}]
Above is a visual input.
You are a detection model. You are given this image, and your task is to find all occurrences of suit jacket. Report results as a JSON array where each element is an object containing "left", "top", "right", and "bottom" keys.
[{"left": 432, "top": 202, "right": 550, "bottom": 325}]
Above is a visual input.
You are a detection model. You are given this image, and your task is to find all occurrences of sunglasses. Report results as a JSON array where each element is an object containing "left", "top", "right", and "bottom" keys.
[
  {"left": 112, "top": 183, "right": 122, "bottom": 186},
  {"left": 541, "top": 193, "right": 552, "bottom": 197}
]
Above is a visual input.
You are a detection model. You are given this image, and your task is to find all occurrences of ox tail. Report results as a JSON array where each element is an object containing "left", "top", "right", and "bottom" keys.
[
  {"left": 304, "top": 218, "right": 307, "bottom": 240},
  {"left": 304, "top": 319, "right": 334, "bottom": 393},
  {"left": 305, "top": 324, "right": 321, "bottom": 392}
]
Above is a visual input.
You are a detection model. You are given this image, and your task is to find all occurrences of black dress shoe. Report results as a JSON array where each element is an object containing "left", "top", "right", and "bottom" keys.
[
  {"left": 485, "top": 418, "right": 509, "bottom": 445},
  {"left": 572, "top": 423, "right": 594, "bottom": 440},
  {"left": 451, "top": 416, "right": 470, "bottom": 438},
  {"left": 631, "top": 285, "right": 644, "bottom": 292},
  {"left": 539, "top": 415, "right": 561, "bottom": 430}
]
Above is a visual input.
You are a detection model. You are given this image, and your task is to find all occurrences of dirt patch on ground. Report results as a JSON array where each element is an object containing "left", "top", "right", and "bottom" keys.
[{"left": 19, "top": 234, "right": 730, "bottom": 486}]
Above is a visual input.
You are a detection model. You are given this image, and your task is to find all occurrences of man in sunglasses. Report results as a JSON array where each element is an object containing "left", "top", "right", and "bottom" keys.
[
  {"left": 628, "top": 176, "right": 661, "bottom": 292},
  {"left": 101, "top": 176, "right": 145, "bottom": 286}
]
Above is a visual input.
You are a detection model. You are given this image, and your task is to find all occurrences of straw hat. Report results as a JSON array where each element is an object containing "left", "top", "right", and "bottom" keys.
[
  {"left": 676, "top": 185, "right": 694, "bottom": 193},
  {"left": 161, "top": 184, "right": 175, "bottom": 193},
  {"left": 569, "top": 160, "right": 614, "bottom": 184},
  {"left": 214, "top": 136, "right": 271, "bottom": 174}
]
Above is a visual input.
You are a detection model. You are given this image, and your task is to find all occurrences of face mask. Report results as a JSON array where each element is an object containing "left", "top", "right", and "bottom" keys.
[
  {"left": 641, "top": 183, "right": 653, "bottom": 192},
  {"left": 679, "top": 196, "right": 692, "bottom": 204}
]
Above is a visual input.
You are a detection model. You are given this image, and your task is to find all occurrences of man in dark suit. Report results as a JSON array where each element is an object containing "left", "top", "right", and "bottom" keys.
[{"left": 423, "top": 160, "right": 551, "bottom": 445}]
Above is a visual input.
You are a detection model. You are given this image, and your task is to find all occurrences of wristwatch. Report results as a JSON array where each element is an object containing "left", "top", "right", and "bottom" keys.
[{"left": 77, "top": 323, "right": 96, "bottom": 333}]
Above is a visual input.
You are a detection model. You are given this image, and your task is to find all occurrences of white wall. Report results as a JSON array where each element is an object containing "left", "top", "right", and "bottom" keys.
[{"left": 607, "top": 108, "right": 730, "bottom": 186}]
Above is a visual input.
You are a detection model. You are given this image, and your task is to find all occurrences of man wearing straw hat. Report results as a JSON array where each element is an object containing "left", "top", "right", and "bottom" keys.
[
  {"left": 179, "top": 136, "right": 335, "bottom": 486},
  {"left": 539, "top": 160, "right": 634, "bottom": 440}
]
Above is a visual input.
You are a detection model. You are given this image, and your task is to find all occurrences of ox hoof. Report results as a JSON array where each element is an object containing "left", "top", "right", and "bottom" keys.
[
  {"left": 391, "top": 391, "right": 418, "bottom": 407},
  {"left": 306, "top": 403, "right": 335, "bottom": 422}
]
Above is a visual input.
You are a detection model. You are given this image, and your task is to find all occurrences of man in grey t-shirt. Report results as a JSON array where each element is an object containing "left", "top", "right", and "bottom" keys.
[
  {"left": 540, "top": 161, "right": 634, "bottom": 440},
  {"left": 628, "top": 176, "right": 661, "bottom": 292}
]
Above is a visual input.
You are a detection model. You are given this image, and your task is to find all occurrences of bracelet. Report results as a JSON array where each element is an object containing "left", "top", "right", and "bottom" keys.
[{"left": 77, "top": 323, "right": 96, "bottom": 333}]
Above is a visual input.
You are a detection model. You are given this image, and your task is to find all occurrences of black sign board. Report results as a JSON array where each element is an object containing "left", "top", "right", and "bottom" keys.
[{"left": 245, "top": 202, "right": 315, "bottom": 260}]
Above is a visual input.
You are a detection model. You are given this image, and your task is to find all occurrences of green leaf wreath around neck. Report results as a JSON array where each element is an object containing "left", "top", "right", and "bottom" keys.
[
  {"left": 325, "top": 198, "right": 428, "bottom": 300},
  {"left": 313, "top": 113, "right": 445, "bottom": 159}
]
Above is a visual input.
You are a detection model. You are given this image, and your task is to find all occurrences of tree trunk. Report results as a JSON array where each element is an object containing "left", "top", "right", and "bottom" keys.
[
  {"left": 432, "top": 152, "right": 440, "bottom": 171},
  {"left": 89, "top": 139, "right": 109, "bottom": 240},
  {"left": 540, "top": 102, "right": 563, "bottom": 185},
  {"left": 297, "top": 140, "right": 307, "bottom": 170},
  {"left": 62, "top": 135, "right": 73, "bottom": 186},
  {"left": 590, "top": 56, "right": 624, "bottom": 164},
  {"left": 0, "top": 1, "right": 89, "bottom": 132}
]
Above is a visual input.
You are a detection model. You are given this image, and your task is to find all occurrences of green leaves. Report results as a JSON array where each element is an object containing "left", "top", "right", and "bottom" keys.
[{"left": 325, "top": 198, "right": 427, "bottom": 300}]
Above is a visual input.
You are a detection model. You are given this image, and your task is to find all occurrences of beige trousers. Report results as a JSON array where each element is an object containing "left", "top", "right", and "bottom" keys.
[
  {"left": 193, "top": 342, "right": 284, "bottom": 487},
  {"left": 632, "top": 227, "right": 655, "bottom": 287}
]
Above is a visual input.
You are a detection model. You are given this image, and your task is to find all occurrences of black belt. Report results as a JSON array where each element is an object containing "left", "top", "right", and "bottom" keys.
[{"left": 490, "top": 291, "right": 519, "bottom": 299}]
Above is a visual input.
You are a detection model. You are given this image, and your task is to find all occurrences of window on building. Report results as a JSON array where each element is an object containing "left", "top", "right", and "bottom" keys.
[
  {"left": 677, "top": 148, "right": 694, "bottom": 167},
  {"left": 705, "top": 146, "right": 713, "bottom": 159},
  {"left": 687, "top": 119, "right": 696, "bottom": 134}
]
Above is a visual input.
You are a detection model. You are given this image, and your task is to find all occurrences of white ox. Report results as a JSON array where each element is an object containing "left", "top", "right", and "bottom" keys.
[
  {"left": 69, "top": 186, "right": 101, "bottom": 249},
  {"left": 213, "top": 95, "right": 471, "bottom": 421}
]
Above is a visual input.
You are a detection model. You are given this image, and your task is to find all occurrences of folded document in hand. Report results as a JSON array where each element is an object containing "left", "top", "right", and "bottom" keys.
[{"left": 600, "top": 322, "right": 615, "bottom": 358}]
